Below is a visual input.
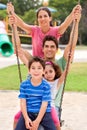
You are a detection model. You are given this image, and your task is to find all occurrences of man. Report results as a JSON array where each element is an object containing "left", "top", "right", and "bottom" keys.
[{"left": 12, "top": 9, "right": 81, "bottom": 130}]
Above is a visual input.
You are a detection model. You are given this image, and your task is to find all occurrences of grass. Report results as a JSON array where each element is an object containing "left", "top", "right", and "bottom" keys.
[
  {"left": 66, "top": 62, "right": 87, "bottom": 92},
  {"left": 76, "top": 45, "right": 87, "bottom": 50},
  {"left": 0, "top": 62, "right": 87, "bottom": 91},
  {"left": 0, "top": 65, "right": 27, "bottom": 90}
]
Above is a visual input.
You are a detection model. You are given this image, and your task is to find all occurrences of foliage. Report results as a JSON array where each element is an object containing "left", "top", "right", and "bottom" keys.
[
  {"left": 1, "top": 0, "right": 87, "bottom": 45},
  {"left": 49, "top": 0, "right": 87, "bottom": 45},
  {"left": 22, "top": 9, "right": 36, "bottom": 24},
  {"left": 80, "top": 1, "right": 87, "bottom": 45},
  {"left": 1, "top": 0, "right": 41, "bottom": 15},
  {"left": 0, "top": 10, "right": 7, "bottom": 20},
  {"left": 49, "top": 0, "right": 77, "bottom": 20},
  {"left": 14, "top": 0, "right": 40, "bottom": 15},
  {"left": 20, "top": 36, "right": 32, "bottom": 45}
]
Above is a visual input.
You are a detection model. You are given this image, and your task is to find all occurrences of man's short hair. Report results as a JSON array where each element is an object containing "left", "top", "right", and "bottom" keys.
[{"left": 42, "top": 35, "right": 58, "bottom": 49}]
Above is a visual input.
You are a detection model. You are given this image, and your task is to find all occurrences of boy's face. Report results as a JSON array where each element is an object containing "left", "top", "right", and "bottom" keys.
[
  {"left": 43, "top": 40, "right": 58, "bottom": 60},
  {"left": 29, "top": 62, "right": 44, "bottom": 80}
]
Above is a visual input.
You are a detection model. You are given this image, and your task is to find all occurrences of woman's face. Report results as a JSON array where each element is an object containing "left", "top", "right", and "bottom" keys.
[
  {"left": 44, "top": 65, "right": 55, "bottom": 81},
  {"left": 37, "top": 10, "right": 52, "bottom": 27}
]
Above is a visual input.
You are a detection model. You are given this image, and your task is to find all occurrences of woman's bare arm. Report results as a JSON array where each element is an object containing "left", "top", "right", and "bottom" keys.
[{"left": 7, "top": 2, "right": 32, "bottom": 34}]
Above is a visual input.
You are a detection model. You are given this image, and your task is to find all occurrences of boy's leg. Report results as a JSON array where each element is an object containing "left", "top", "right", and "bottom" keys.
[{"left": 41, "top": 112, "right": 56, "bottom": 130}]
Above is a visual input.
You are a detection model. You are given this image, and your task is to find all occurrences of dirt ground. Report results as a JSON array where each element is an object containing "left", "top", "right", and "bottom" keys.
[{"left": 0, "top": 90, "right": 87, "bottom": 130}]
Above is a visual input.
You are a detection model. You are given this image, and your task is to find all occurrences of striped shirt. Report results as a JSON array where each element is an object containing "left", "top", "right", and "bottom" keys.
[{"left": 19, "top": 78, "right": 51, "bottom": 113}]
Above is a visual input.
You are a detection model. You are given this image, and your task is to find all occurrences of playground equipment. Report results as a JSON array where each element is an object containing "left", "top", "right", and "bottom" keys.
[
  {"left": 0, "top": 34, "right": 14, "bottom": 57},
  {"left": 0, "top": 20, "right": 14, "bottom": 57}
]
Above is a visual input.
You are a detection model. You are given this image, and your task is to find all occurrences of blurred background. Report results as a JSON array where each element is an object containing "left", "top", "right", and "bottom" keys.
[{"left": 0, "top": 0, "right": 87, "bottom": 46}]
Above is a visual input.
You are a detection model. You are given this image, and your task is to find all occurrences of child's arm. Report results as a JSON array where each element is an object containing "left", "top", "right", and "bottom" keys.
[
  {"left": 20, "top": 99, "right": 33, "bottom": 129},
  {"left": 58, "top": 4, "right": 81, "bottom": 35},
  {"left": 32, "top": 102, "right": 48, "bottom": 130},
  {"left": 7, "top": 2, "right": 32, "bottom": 34},
  {"left": 57, "top": 55, "right": 71, "bottom": 89}
]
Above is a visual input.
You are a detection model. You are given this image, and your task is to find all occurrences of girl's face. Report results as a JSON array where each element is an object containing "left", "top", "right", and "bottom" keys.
[
  {"left": 44, "top": 65, "right": 55, "bottom": 81},
  {"left": 37, "top": 10, "right": 52, "bottom": 27},
  {"left": 29, "top": 62, "right": 44, "bottom": 80}
]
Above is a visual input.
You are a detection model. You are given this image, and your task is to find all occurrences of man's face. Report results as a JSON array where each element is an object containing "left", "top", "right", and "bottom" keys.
[{"left": 43, "top": 40, "right": 58, "bottom": 60}]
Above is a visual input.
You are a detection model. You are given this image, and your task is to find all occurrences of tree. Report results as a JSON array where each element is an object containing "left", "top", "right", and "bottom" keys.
[
  {"left": 79, "top": 0, "right": 87, "bottom": 45},
  {"left": 2, "top": 0, "right": 87, "bottom": 45},
  {"left": 1, "top": 0, "right": 41, "bottom": 15},
  {"left": 22, "top": 9, "right": 36, "bottom": 24},
  {"left": 49, "top": 0, "right": 87, "bottom": 45}
]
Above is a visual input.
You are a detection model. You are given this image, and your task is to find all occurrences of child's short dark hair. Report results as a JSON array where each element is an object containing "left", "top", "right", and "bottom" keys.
[
  {"left": 28, "top": 56, "right": 45, "bottom": 70},
  {"left": 42, "top": 35, "right": 58, "bottom": 49}
]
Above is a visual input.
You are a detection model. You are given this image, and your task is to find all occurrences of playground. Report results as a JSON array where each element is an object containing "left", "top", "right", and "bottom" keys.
[
  {"left": 0, "top": 90, "right": 87, "bottom": 130},
  {"left": 0, "top": 1, "right": 87, "bottom": 130}
]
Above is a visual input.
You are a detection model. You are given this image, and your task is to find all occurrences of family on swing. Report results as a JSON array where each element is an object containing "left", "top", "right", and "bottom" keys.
[{"left": 7, "top": 2, "right": 81, "bottom": 130}]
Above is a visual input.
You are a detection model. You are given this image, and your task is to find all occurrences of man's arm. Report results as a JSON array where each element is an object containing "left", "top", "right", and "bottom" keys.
[
  {"left": 12, "top": 25, "right": 21, "bottom": 49},
  {"left": 63, "top": 9, "right": 81, "bottom": 62},
  {"left": 12, "top": 24, "right": 32, "bottom": 67}
]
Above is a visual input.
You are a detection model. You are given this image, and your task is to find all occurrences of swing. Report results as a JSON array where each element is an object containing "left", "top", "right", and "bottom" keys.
[
  {"left": 12, "top": 20, "right": 78, "bottom": 129},
  {"left": 12, "top": 11, "right": 78, "bottom": 130},
  {"left": 9, "top": 0, "right": 81, "bottom": 129}
]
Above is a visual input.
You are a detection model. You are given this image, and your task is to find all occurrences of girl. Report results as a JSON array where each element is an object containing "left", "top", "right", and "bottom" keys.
[
  {"left": 7, "top": 2, "right": 81, "bottom": 58},
  {"left": 44, "top": 61, "right": 70, "bottom": 130}
]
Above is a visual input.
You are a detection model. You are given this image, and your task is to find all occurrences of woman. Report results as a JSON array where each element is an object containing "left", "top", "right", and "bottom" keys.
[{"left": 7, "top": 2, "right": 81, "bottom": 58}]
